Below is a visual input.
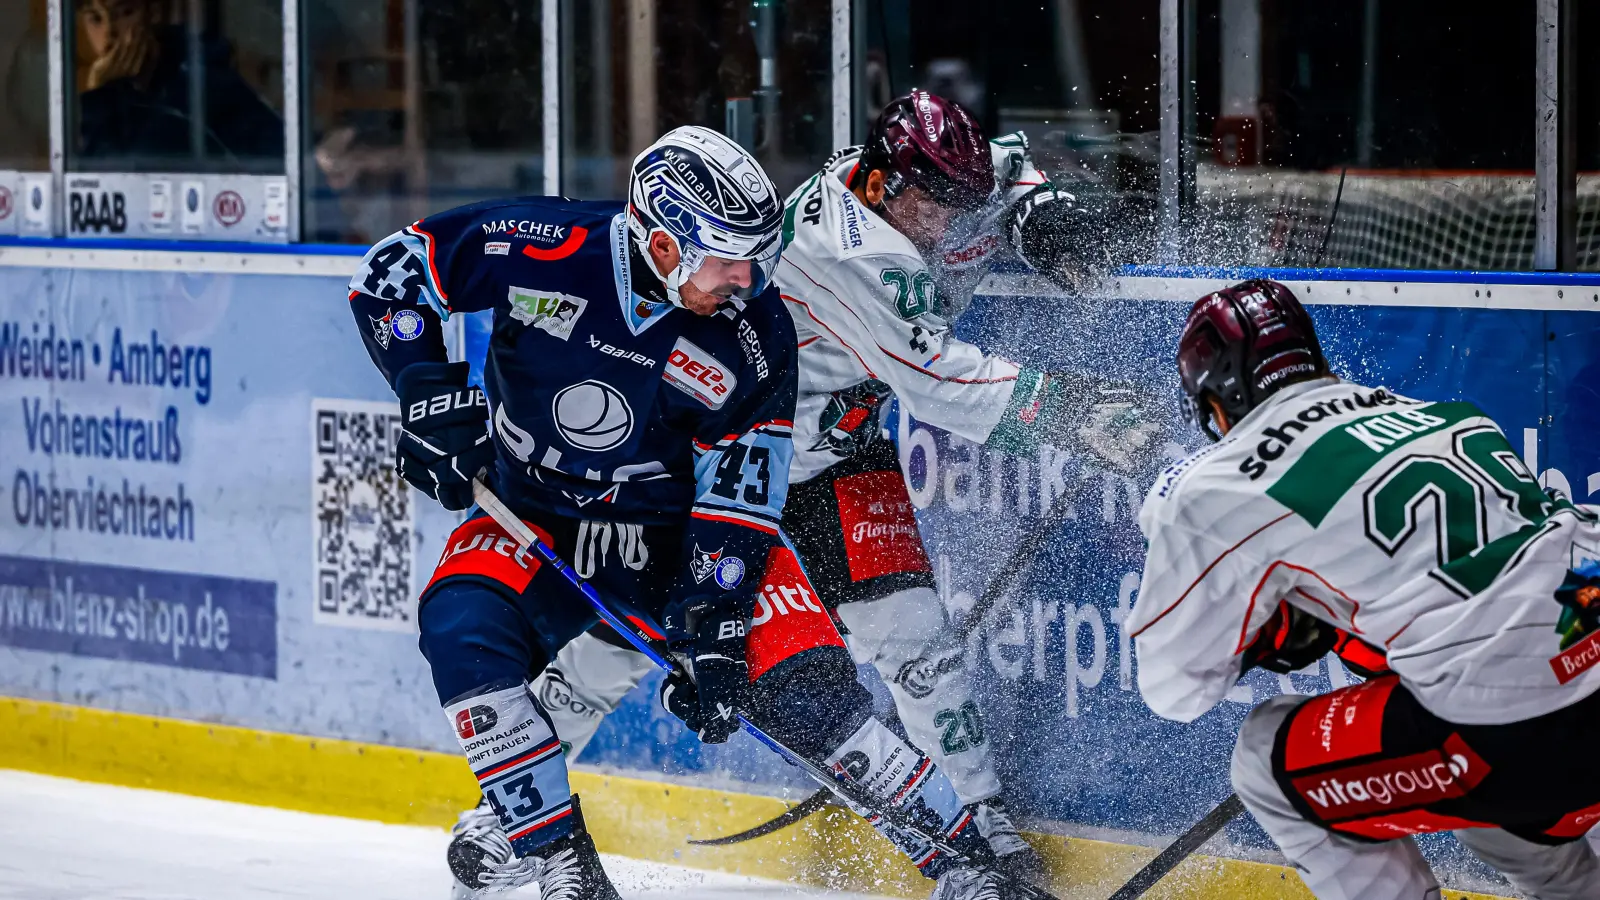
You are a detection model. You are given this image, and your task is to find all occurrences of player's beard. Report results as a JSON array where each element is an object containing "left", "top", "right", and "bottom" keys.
[{"left": 679, "top": 279, "right": 738, "bottom": 316}]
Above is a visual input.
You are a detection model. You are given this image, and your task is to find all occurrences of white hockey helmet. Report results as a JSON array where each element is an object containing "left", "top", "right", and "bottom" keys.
[{"left": 627, "top": 126, "right": 784, "bottom": 307}]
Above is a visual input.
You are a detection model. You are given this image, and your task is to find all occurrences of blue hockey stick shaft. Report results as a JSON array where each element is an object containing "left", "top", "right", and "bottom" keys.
[{"left": 469, "top": 480, "right": 1062, "bottom": 900}]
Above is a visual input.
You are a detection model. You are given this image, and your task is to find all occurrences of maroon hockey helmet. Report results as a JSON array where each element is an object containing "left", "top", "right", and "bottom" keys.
[
  {"left": 853, "top": 89, "right": 995, "bottom": 209},
  {"left": 1177, "top": 279, "right": 1328, "bottom": 439}
]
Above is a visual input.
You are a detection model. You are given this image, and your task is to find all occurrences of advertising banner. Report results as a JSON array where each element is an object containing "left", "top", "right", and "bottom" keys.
[
  {"left": 0, "top": 263, "right": 459, "bottom": 747},
  {"left": 4, "top": 260, "right": 1600, "bottom": 878}
]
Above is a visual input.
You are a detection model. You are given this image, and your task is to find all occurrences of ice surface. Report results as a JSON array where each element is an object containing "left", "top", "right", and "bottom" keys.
[{"left": 0, "top": 770, "right": 887, "bottom": 900}]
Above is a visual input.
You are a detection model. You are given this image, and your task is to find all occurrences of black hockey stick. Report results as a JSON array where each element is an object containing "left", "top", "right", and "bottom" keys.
[
  {"left": 1104, "top": 793, "right": 1244, "bottom": 900},
  {"left": 686, "top": 789, "right": 837, "bottom": 846},
  {"left": 688, "top": 468, "right": 1099, "bottom": 845},
  {"left": 471, "top": 480, "right": 1064, "bottom": 900}
]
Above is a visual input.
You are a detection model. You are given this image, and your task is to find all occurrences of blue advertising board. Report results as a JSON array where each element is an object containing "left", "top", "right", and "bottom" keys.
[
  {"left": 3, "top": 246, "right": 1599, "bottom": 884},
  {"left": 575, "top": 274, "right": 1600, "bottom": 879}
]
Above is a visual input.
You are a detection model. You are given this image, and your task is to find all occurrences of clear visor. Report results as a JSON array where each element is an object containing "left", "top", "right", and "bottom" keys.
[{"left": 675, "top": 228, "right": 782, "bottom": 300}]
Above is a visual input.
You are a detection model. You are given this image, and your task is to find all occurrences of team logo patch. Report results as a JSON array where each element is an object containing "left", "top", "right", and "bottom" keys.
[
  {"left": 484, "top": 241, "right": 511, "bottom": 256},
  {"left": 1550, "top": 562, "right": 1600, "bottom": 684},
  {"left": 390, "top": 308, "right": 425, "bottom": 342},
  {"left": 508, "top": 286, "right": 588, "bottom": 341},
  {"left": 835, "top": 750, "right": 872, "bottom": 781},
  {"left": 369, "top": 310, "right": 395, "bottom": 350},
  {"left": 690, "top": 544, "right": 723, "bottom": 584},
  {"left": 663, "top": 337, "right": 737, "bottom": 409},
  {"left": 895, "top": 654, "right": 963, "bottom": 700},
  {"left": 713, "top": 556, "right": 745, "bottom": 590},
  {"left": 552, "top": 380, "right": 634, "bottom": 451},
  {"left": 454, "top": 704, "right": 498, "bottom": 739}
]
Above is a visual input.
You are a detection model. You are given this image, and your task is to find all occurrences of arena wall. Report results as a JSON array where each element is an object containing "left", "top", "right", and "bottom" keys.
[{"left": 5, "top": 240, "right": 1594, "bottom": 896}]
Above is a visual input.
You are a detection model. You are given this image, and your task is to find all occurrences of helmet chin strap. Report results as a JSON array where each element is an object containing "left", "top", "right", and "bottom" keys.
[{"left": 637, "top": 229, "right": 698, "bottom": 309}]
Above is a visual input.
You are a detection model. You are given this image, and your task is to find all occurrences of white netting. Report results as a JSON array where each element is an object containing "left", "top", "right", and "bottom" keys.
[{"left": 1183, "top": 166, "right": 1600, "bottom": 271}]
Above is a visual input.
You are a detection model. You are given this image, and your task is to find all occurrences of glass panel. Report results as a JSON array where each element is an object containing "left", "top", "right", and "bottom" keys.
[
  {"left": 1575, "top": 0, "right": 1599, "bottom": 270},
  {"left": 303, "top": 0, "right": 543, "bottom": 245},
  {"left": 1185, "top": 0, "right": 1537, "bottom": 270},
  {"left": 0, "top": 0, "right": 51, "bottom": 171},
  {"left": 561, "top": 0, "right": 834, "bottom": 200},
  {"left": 854, "top": 0, "right": 1163, "bottom": 249},
  {"left": 67, "top": 0, "right": 286, "bottom": 174}
]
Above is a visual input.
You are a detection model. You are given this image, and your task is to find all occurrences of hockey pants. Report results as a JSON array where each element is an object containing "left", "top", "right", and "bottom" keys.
[{"left": 1233, "top": 694, "right": 1600, "bottom": 900}]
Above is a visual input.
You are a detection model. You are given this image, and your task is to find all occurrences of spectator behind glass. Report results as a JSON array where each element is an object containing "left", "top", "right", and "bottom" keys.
[{"left": 76, "top": 0, "right": 283, "bottom": 171}]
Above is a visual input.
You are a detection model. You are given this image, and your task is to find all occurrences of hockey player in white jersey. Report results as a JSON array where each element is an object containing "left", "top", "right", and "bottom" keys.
[
  {"left": 512, "top": 90, "right": 1157, "bottom": 893},
  {"left": 1129, "top": 279, "right": 1600, "bottom": 900}
]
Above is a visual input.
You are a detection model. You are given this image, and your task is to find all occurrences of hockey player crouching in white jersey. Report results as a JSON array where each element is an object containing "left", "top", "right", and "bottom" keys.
[
  {"left": 507, "top": 89, "right": 1161, "bottom": 890},
  {"left": 1129, "top": 279, "right": 1600, "bottom": 900}
]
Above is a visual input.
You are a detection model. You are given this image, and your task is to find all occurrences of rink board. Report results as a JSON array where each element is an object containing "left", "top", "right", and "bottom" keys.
[
  {"left": 0, "top": 696, "right": 1505, "bottom": 900},
  {"left": 1, "top": 243, "right": 1598, "bottom": 894}
]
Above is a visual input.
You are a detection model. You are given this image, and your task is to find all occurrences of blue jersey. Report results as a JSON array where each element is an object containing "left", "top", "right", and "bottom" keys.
[{"left": 349, "top": 196, "right": 798, "bottom": 607}]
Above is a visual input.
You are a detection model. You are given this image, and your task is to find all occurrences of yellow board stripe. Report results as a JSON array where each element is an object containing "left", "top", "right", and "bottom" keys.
[{"left": 0, "top": 696, "right": 1505, "bottom": 900}]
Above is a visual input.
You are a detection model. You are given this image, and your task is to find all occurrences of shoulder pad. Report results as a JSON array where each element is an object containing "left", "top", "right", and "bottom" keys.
[{"left": 783, "top": 168, "right": 921, "bottom": 265}]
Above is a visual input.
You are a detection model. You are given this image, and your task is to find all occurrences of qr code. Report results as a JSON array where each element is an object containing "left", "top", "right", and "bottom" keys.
[{"left": 312, "top": 398, "right": 414, "bottom": 631}]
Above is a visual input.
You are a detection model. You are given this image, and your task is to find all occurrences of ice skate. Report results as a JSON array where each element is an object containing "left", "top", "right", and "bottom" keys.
[
  {"left": 447, "top": 796, "right": 618, "bottom": 900},
  {"left": 928, "top": 866, "right": 1002, "bottom": 900},
  {"left": 972, "top": 801, "right": 1045, "bottom": 885}
]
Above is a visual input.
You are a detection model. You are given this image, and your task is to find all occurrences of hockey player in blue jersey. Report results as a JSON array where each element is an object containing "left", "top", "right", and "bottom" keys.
[{"left": 350, "top": 127, "right": 1007, "bottom": 900}]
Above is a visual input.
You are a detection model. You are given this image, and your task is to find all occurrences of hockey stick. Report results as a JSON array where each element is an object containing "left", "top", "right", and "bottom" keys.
[
  {"left": 1103, "top": 793, "right": 1244, "bottom": 900},
  {"left": 686, "top": 788, "right": 836, "bottom": 846},
  {"left": 470, "top": 480, "right": 1064, "bottom": 900},
  {"left": 692, "top": 468, "right": 1099, "bottom": 845}
]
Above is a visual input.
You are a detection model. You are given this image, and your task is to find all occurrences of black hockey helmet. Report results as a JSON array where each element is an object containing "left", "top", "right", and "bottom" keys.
[{"left": 1177, "top": 279, "right": 1328, "bottom": 440}]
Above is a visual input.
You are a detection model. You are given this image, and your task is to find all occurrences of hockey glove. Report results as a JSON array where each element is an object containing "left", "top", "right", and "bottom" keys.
[
  {"left": 659, "top": 597, "right": 748, "bottom": 744},
  {"left": 394, "top": 361, "right": 493, "bottom": 511},
  {"left": 1007, "top": 184, "right": 1116, "bottom": 294},
  {"left": 986, "top": 371, "right": 1163, "bottom": 476},
  {"left": 1241, "top": 601, "right": 1337, "bottom": 675},
  {"left": 1330, "top": 629, "right": 1392, "bottom": 679}
]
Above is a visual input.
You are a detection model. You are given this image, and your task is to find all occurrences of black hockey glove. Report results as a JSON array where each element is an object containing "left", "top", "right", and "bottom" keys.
[
  {"left": 1007, "top": 183, "right": 1116, "bottom": 294},
  {"left": 659, "top": 597, "right": 748, "bottom": 744},
  {"left": 394, "top": 361, "right": 493, "bottom": 511},
  {"left": 1241, "top": 601, "right": 1337, "bottom": 675}
]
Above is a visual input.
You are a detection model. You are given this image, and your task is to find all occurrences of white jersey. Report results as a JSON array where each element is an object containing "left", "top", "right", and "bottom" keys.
[
  {"left": 1129, "top": 378, "right": 1600, "bottom": 726},
  {"left": 777, "top": 137, "right": 1047, "bottom": 482}
]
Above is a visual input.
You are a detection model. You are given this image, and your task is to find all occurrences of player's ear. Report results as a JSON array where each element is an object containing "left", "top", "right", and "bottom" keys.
[
  {"left": 1207, "top": 396, "right": 1233, "bottom": 436},
  {"left": 647, "top": 230, "right": 680, "bottom": 276},
  {"left": 863, "top": 169, "right": 887, "bottom": 207}
]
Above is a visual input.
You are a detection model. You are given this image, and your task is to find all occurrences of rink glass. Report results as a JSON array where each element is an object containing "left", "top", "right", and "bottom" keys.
[
  {"left": 558, "top": 0, "right": 834, "bottom": 200},
  {"left": 853, "top": 0, "right": 1160, "bottom": 220},
  {"left": 298, "top": 0, "right": 545, "bottom": 245},
  {"left": 1181, "top": 0, "right": 1540, "bottom": 271},
  {"left": 1575, "top": 3, "right": 1600, "bottom": 271},
  {"left": 65, "top": 0, "right": 286, "bottom": 175},
  {"left": 0, "top": 0, "right": 50, "bottom": 173}
]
